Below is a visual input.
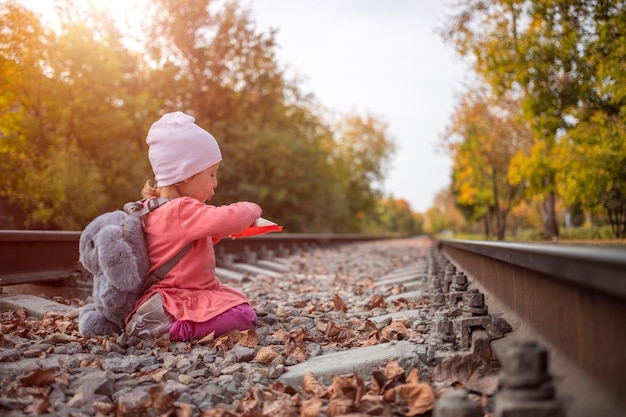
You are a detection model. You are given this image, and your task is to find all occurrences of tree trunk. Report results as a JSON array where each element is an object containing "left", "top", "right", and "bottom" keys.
[
  {"left": 542, "top": 191, "right": 559, "bottom": 240},
  {"left": 495, "top": 208, "right": 509, "bottom": 241},
  {"left": 483, "top": 215, "right": 490, "bottom": 240}
]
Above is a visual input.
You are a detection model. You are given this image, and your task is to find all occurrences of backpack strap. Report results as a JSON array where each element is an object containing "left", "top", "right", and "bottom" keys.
[
  {"left": 140, "top": 242, "right": 192, "bottom": 295},
  {"left": 123, "top": 197, "right": 193, "bottom": 294},
  {"left": 124, "top": 197, "right": 172, "bottom": 217}
]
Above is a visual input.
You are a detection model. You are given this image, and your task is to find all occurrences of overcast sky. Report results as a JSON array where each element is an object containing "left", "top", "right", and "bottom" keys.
[
  {"left": 21, "top": 0, "right": 469, "bottom": 213},
  {"left": 248, "top": 1, "right": 469, "bottom": 213}
]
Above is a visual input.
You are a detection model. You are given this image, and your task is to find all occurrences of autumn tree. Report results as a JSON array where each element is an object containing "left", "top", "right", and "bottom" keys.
[
  {"left": 553, "top": 1, "right": 626, "bottom": 238},
  {"left": 441, "top": 0, "right": 595, "bottom": 239},
  {"left": 366, "top": 197, "right": 423, "bottom": 236},
  {"left": 1, "top": 0, "right": 397, "bottom": 233},
  {"left": 444, "top": 86, "right": 533, "bottom": 240},
  {"left": 0, "top": 1, "right": 154, "bottom": 229},
  {"left": 424, "top": 188, "right": 466, "bottom": 235},
  {"left": 330, "top": 112, "right": 396, "bottom": 232},
  {"left": 137, "top": 0, "right": 338, "bottom": 231}
]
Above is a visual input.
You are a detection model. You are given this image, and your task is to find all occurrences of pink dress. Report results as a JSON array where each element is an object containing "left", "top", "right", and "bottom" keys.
[{"left": 126, "top": 197, "right": 262, "bottom": 323}]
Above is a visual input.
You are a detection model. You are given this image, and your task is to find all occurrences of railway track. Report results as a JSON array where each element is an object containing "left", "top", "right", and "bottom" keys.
[
  {"left": 0, "top": 230, "right": 386, "bottom": 286},
  {"left": 0, "top": 233, "right": 624, "bottom": 416}
]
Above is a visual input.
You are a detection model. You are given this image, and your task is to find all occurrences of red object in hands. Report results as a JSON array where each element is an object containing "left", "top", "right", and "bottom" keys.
[{"left": 231, "top": 217, "right": 283, "bottom": 238}]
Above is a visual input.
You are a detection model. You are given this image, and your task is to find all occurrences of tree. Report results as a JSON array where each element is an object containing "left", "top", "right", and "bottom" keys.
[
  {"left": 366, "top": 197, "right": 423, "bottom": 236},
  {"left": 441, "top": 0, "right": 592, "bottom": 239},
  {"left": 424, "top": 188, "right": 466, "bottom": 235},
  {"left": 553, "top": 1, "right": 626, "bottom": 238},
  {"left": 1, "top": 0, "right": 398, "bottom": 233},
  {"left": 331, "top": 112, "right": 396, "bottom": 232},
  {"left": 0, "top": 1, "right": 151, "bottom": 228},
  {"left": 444, "top": 86, "right": 532, "bottom": 240}
]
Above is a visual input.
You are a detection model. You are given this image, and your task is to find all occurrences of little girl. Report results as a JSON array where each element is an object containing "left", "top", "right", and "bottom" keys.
[{"left": 125, "top": 111, "right": 261, "bottom": 341}]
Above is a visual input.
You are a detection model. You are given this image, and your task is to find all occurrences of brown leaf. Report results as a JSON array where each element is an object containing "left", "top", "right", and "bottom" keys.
[
  {"left": 303, "top": 372, "right": 326, "bottom": 397},
  {"left": 238, "top": 329, "right": 259, "bottom": 348},
  {"left": 136, "top": 368, "right": 168, "bottom": 383},
  {"left": 327, "top": 397, "right": 354, "bottom": 416},
  {"left": 382, "top": 361, "right": 406, "bottom": 381},
  {"left": 284, "top": 341, "right": 308, "bottom": 363},
  {"left": 49, "top": 333, "right": 77, "bottom": 343},
  {"left": 24, "top": 396, "right": 52, "bottom": 415},
  {"left": 289, "top": 327, "right": 306, "bottom": 343},
  {"left": 369, "top": 295, "right": 386, "bottom": 309},
  {"left": 272, "top": 328, "right": 290, "bottom": 342},
  {"left": 432, "top": 352, "right": 499, "bottom": 395},
  {"left": 175, "top": 402, "right": 194, "bottom": 417},
  {"left": 357, "top": 319, "right": 378, "bottom": 333},
  {"left": 300, "top": 396, "right": 323, "bottom": 417},
  {"left": 326, "top": 321, "right": 342, "bottom": 338},
  {"left": 55, "top": 373, "right": 69, "bottom": 387},
  {"left": 15, "top": 307, "right": 27, "bottom": 320},
  {"left": 80, "top": 357, "right": 103, "bottom": 369},
  {"left": 197, "top": 331, "right": 216, "bottom": 345},
  {"left": 150, "top": 384, "right": 179, "bottom": 412},
  {"left": 381, "top": 321, "right": 409, "bottom": 341},
  {"left": 333, "top": 294, "right": 348, "bottom": 312},
  {"left": 406, "top": 368, "right": 420, "bottom": 384},
  {"left": 214, "top": 333, "right": 236, "bottom": 352},
  {"left": 361, "top": 332, "right": 381, "bottom": 347},
  {"left": 254, "top": 346, "right": 280, "bottom": 364},
  {"left": 19, "top": 369, "right": 56, "bottom": 387},
  {"left": 329, "top": 374, "right": 367, "bottom": 402},
  {"left": 358, "top": 394, "right": 389, "bottom": 416},
  {"left": 369, "top": 370, "right": 386, "bottom": 395},
  {"left": 388, "top": 380, "right": 435, "bottom": 416}
]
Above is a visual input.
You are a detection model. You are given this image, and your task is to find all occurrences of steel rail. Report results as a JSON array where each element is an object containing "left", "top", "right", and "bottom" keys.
[
  {"left": 439, "top": 238, "right": 626, "bottom": 297},
  {"left": 438, "top": 238, "right": 626, "bottom": 415},
  {"left": 0, "top": 230, "right": 388, "bottom": 286}
]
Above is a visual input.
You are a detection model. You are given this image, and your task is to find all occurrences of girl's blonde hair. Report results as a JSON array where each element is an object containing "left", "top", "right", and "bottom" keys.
[{"left": 141, "top": 179, "right": 161, "bottom": 198}]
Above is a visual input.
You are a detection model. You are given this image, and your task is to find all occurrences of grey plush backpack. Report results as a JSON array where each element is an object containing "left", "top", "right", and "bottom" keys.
[{"left": 78, "top": 198, "right": 190, "bottom": 337}]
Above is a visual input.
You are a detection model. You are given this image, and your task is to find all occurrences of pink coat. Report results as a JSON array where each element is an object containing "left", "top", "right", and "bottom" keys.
[{"left": 127, "top": 197, "right": 262, "bottom": 323}]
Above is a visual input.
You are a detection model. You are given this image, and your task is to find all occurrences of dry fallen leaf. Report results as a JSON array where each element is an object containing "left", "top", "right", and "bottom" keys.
[
  {"left": 303, "top": 372, "right": 326, "bottom": 397},
  {"left": 389, "top": 381, "right": 435, "bottom": 416},
  {"left": 197, "top": 331, "right": 216, "bottom": 345},
  {"left": 432, "top": 352, "right": 500, "bottom": 395},
  {"left": 254, "top": 346, "right": 280, "bottom": 364},
  {"left": 300, "top": 396, "right": 323, "bottom": 417},
  {"left": 272, "top": 328, "right": 290, "bottom": 342},
  {"left": 382, "top": 361, "right": 406, "bottom": 381},
  {"left": 24, "top": 396, "right": 52, "bottom": 415},
  {"left": 284, "top": 340, "right": 308, "bottom": 362},
  {"left": 238, "top": 329, "right": 259, "bottom": 348},
  {"left": 333, "top": 294, "right": 348, "bottom": 312},
  {"left": 19, "top": 369, "right": 56, "bottom": 387},
  {"left": 327, "top": 397, "right": 354, "bottom": 416},
  {"left": 150, "top": 384, "right": 179, "bottom": 412},
  {"left": 381, "top": 320, "right": 410, "bottom": 341}
]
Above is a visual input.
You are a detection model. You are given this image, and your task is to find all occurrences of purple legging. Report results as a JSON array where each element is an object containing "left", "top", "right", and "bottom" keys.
[{"left": 169, "top": 304, "right": 257, "bottom": 342}]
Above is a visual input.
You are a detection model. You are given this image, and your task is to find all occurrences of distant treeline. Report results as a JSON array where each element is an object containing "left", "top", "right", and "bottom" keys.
[
  {"left": 0, "top": 0, "right": 423, "bottom": 236},
  {"left": 437, "top": 0, "right": 626, "bottom": 239}
]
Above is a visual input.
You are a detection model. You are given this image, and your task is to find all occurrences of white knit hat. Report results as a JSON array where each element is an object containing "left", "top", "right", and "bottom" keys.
[{"left": 146, "top": 111, "right": 222, "bottom": 187}]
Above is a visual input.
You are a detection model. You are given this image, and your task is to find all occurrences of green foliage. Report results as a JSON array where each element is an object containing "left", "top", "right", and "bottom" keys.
[
  {"left": 0, "top": 0, "right": 402, "bottom": 232},
  {"left": 365, "top": 197, "right": 424, "bottom": 236},
  {"left": 441, "top": 0, "right": 626, "bottom": 240},
  {"left": 443, "top": 86, "right": 532, "bottom": 240}
]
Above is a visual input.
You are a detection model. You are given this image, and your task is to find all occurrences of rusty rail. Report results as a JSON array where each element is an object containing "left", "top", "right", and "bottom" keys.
[
  {"left": 438, "top": 238, "right": 626, "bottom": 416},
  {"left": 0, "top": 230, "right": 388, "bottom": 286}
]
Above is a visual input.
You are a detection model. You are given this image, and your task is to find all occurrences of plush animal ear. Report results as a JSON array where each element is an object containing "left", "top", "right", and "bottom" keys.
[
  {"left": 93, "top": 225, "right": 143, "bottom": 293},
  {"left": 79, "top": 215, "right": 107, "bottom": 274}
]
